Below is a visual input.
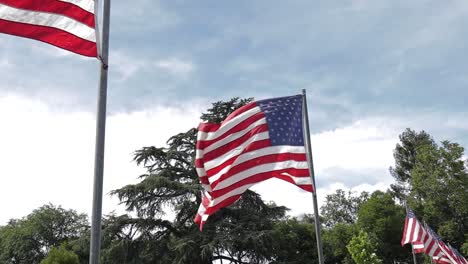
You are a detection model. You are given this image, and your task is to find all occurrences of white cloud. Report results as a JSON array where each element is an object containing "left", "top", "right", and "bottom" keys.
[
  {"left": 0, "top": 94, "right": 204, "bottom": 224},
  {"left": 154, "top": 58, "right": 195, "bottom": 76},
  {"left": 110, "top": 52, "right": 195, "bottom": 82}
]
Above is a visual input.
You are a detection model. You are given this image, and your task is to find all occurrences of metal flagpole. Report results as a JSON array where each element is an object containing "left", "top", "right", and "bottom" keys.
[
  {"left": 89, "top": 0, "right": 111, "bottom": 263},
  {"left": 301, "top": 89, "right": 325, "bottom": 264},
  {"left": 411, "top": 245, "right": 418, "bottom": 264}
]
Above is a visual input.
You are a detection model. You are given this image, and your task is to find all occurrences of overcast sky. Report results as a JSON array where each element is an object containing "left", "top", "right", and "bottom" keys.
[{"left": 1, "top": 0, "right": 467, "bottom": 225}]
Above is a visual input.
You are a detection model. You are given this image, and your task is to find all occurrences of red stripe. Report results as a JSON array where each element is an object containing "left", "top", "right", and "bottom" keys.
[
  {"left": 199, "top": 176, "right": 209, "bottom": 185},
  {"left": 197, "top": 112, "right": 265, "bottom": 150},
  {"left": 198, "top": 122, "right": 220, "bottom": 133},
  {"left": 195, "top": 158, "right": 204, "bottom": 168},
  {"left": 222, "top": 102, "right": 257, "bottom": 123},
  {"left": 197, "top": 139, "right": 270, "bottom": 175},
  {"left": 210, "top": 168, "right": 309, "bottom": 198},
  {"left": 0, "top": 19, "right": 97, "bottom": 57},
  {"left": 401, "top": 217, "right": 409, "bottom": 246},
  {"left": 202, "top": 124, "right": 269, "bottom": 162},
  {"left": 197, "top": 102, "right": 258, "bottom": 133},
  {"left": 210, "top": 153, "right": 307, "bottom": 187},
  {"left": 205, "top": 194, "right": 241, "bottom": 215},
  {"left": 0, "top": 0, "right": 95, "bottom": 28}
]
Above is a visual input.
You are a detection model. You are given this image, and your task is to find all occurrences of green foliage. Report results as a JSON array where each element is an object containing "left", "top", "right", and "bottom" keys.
[
  {"left": 270, "top": 217, "right": 317, "bottom": 264},
  {"left": 390, "top": 128, "right": 435, "bottom": 201},
  {"left": 346, "top": 230, "right": 382, "bottom": 264},
  {"left": 462, "top": 240, "right": 468, "bottom": 256},
  {"left": 40, "top": 246, "right": 79, "bottom": 264},
  {"left": 320, "top": 189, "right": 369, "bottom": 228},
  {"left": 357, "top": 191, "right": 410, "bottom": 263},
  {"left": 322, "top": 223, "right": 357, "bottom": 264},
  {"left": 408, "top": 140, "right": 468, "bottom": 248},
  {"left": 0, "top": 204, "right": 87, "bottom": 264}
]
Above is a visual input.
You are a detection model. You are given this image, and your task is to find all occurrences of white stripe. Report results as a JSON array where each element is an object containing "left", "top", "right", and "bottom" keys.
[
  {"left": 280, "top": 172, "right": 312, "bottom": 185},
  {"left": 0, "top": 4, "right": 96, "bottom": 42},
  {"left": 412, "top": 222, "right": 420, "bottom": 242},
  {"left": 208, "top": 145, "right": 306, "bottom": 183},
  {"left": 214, "top": 160, "right": 309, "bottom": 191},
  {"left": 196, "top": 149, "right": 203, "bottom": 159},
  {"left": 413, "top": 244, "right": 425, "bottom": 249},
  {"left": 201, "top": 184, "right": 212, "bottom": 192},
  {"left": 204, "top": 131, "right": 270, "bottom": 169},
  {"left": 202, "top": 118, "right": 267, "bottom": 154},
  {"left": 196, "top": 168, "right": 206, "bottom": 177},
  {"left": 197, "top": 203, "right": 206, "bottom": 214},
  {"left": 198, "top": 106, "right": 261, "bottom": 141},
  {"left": 58, "top": 0, "right": 94, "bottom": 13}
]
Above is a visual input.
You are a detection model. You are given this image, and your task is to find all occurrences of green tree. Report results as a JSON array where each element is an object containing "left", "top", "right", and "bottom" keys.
[
  {"left": 322, "top": 223, "right": 357, "bottom": 264},
  {"left": 389, "top": 128, "right": 435, "bottom": 201},
  {"left": 0, "top": 204, "right": 88, "bottom": 264},
  {"left": 408, "top": 140, "right": 468, "bottom": 248},
  {"left": 346, "top": 230, "right": 382, "bottom": 264},
  {"left": 270, "top": 217, "right": 317, "bottom": 264},
  {"left": 41, "top": 246, "right": 79, "bottom": 264},
  {"left": 320, "top": 189, "right": 369, "bottom": 228},
  {"left": 108, "top": 98, "right": 289, "bottom": 263},
  {"left": 357, "top": 191, "right": 410, "bottom": 263}
]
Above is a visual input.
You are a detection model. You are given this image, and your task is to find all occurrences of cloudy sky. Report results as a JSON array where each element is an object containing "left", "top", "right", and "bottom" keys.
[{"left": 1, "top": 0, "right": 468, "bottom": 224}]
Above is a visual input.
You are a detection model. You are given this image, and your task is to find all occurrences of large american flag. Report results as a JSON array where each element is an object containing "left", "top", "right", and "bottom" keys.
[
  {"left": 194, "top": 95, "right": 313, "bottom": 230},
  {"left": 0, "top": 0, "right": 97, "bottom": 57}
]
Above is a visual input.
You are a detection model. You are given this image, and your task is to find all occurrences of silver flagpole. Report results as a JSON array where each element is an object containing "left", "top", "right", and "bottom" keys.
[
  {"left": 90, "top": 0, "right": 111, "bottom": 263},
  {"left": 302, "top": 89, "right": 325, "bottom": 264}
]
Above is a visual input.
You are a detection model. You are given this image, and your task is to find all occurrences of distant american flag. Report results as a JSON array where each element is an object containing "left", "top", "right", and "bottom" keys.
[
  {"left": 194, "top": 95, "right": 313, "bottom": 230},
  {"left": 401, "top": 207, "right": 426, "bottom": 252},
  {"left": 425, "top": 225, "right": 451, "bottom": 264},
  {"left": 0, "top": 0, "right": 97, "bottom": 56}
]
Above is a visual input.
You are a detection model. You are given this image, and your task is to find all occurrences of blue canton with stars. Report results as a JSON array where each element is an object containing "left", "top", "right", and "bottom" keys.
[{"left": 257, "top": 95, "right": 304, "bottom": 146}]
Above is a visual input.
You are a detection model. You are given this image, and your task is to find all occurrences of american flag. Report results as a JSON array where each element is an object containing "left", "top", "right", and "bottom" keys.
[
  {"left": 194, "top": 94, "right": 313, "bottom": 230},
  {"left": 0, "top": 0, "right": 97, "bottom": 57},
  {"left": 401, "top": 207, "right": 426, "bottom": 252},
  {"left": 425, "top": 225, "right": 451, "bottom": 264}
]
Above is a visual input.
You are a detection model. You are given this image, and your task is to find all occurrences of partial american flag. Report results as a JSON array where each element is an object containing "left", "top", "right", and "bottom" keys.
[
  {"left": 194, "top": 95, "right": 313, "bottom": 230},
  {"left": 0, "top": 0, "right": 97, "bottom": 57},
  {"left": 449, "top": 245, "right": 468, "bottom": 264}
]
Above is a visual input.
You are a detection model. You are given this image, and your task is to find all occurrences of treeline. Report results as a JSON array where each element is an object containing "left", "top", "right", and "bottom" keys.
[{"left": 0, "top": 99, "right": 467, "bottom": 264}]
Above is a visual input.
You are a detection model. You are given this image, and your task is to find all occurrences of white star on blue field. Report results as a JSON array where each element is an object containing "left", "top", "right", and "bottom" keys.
[{"left": 0, "top": 0, "right": 467, "bottom": 224}]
